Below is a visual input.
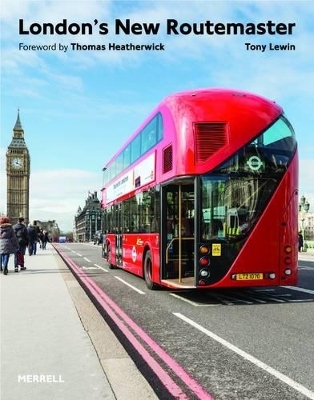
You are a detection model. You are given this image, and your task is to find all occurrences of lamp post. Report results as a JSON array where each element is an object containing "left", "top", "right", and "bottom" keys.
[
  {"left": 299, "top": 195, "right": 310, "bottom": 251},
  {"left": 85, "top": 210, "right": 90, "bottom": 242},
  {"left": 91, "top": 212, "right": 95, "bottom": 241},
  {"left": 96, "top": 211, "right": 101, "bottom": 232}
]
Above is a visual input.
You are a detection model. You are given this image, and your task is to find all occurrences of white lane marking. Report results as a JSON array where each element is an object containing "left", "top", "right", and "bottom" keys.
[
  {"left": 94, "top": 264, "right": 108, "bottom": 272},
  {"left": 169, "top": 293, "right": 218, "bottom": 306},
  {"left": 81, "top": 266, "right": 99, "bottom": 270},
  {"left": 284, "top": 286, "right": 314, "bottom": 295},
  {"left": 174, "top": 313, "right": 314, "bottom": 400},
  {"left": 114, "top": 276, "right": 146, "bottom": 294},
  {"left": 65, "top": 250, "right": 108, "bottom": 272},
  {"left": 71, "top": 250, "right": 82, "bottom": 256}
]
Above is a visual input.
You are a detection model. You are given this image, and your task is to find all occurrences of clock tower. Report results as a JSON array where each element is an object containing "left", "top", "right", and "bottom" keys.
[{"left": 6, "top": 111, "right": 31, "bottom": 223}]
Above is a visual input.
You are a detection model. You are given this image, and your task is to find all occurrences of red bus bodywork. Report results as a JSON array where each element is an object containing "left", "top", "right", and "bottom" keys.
[{"left": 101, "top": 89, "right": 298, "bottom": 290}]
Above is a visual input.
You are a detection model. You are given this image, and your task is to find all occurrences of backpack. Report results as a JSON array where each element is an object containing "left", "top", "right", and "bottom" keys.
[{"left": 15, "top": 226, "right": 28, "bottom": 246}]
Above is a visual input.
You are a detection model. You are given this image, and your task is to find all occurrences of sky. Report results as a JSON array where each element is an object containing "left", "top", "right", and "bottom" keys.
[{"left": 1, "top": 0, "right": 314, "bottom": 232}]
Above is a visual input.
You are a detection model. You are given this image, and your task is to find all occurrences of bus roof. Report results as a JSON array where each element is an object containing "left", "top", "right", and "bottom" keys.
[{"left": 101, "top": 87, "right": 280, "bottom": 170}]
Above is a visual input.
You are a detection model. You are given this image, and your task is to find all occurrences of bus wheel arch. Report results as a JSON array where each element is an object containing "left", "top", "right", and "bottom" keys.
[{"left": 143, "top": 248, "right": 159, "bottom": 290}]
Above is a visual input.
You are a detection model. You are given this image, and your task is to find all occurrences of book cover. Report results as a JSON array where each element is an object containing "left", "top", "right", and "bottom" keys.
[{"left": 1, "top": 2, "right": 314, "bottom": 400}]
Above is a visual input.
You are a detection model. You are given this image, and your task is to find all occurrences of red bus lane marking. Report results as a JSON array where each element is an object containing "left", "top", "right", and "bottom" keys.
[{"left": 58, "top": 249, "right": 214, "bottom": 400}]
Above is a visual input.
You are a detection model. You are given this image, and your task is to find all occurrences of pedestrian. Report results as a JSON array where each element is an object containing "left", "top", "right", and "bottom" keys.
[
  {"left": 38, "top": 229, "right": 44, "bottom": 249},
  {"left": 27, "top": 222, "right": 38, "bottom": 256},
  {"left": 41, "top": 230, "right": 49, "bottom": 250},
  {"left": 33, "top": 221, "right": 41, "bottom": 252},
  {"left": 13, "top": 217, "right": 29, "bottom": 271},
  {"left": 298, "top": 232, "right": 304, "bottom": 252},
  {"left": 0, "top": 216, "right": 19, "bottom": 275}
]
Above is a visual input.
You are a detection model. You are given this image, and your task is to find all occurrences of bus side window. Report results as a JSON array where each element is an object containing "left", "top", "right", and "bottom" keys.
[
  {"left": 167, "top": 219, "right": 174, "bottom": 233},
  {"left": 151, "top": 217, "right": 159, "bottom": 232},
  {"left": 181, "top": 218, "right": 191, "bottom": 236}
]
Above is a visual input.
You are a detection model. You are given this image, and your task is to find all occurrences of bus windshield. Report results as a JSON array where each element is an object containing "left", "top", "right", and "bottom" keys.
[{"left": 200, "top": 116, "right": 297, "bottom": 241}]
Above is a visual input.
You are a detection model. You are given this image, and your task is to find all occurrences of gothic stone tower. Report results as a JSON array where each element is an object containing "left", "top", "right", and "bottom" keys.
[{"left": 6, "top": 111, "right": 30, "bottom": 223}]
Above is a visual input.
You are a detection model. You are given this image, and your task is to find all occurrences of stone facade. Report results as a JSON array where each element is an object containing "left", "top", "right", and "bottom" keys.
[{"left": 74, "top": 191, "right": 102, "bottom": 242}]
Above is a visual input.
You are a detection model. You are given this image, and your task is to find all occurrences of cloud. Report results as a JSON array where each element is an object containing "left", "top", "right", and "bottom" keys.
[{"left": 0, "top": 158, "right": 102, "bottom": 231}]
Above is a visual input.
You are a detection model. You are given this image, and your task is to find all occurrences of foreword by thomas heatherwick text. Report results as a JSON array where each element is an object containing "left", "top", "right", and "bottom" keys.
[{"left": 18, "top": 41, "right": 296, "bottom": 52}]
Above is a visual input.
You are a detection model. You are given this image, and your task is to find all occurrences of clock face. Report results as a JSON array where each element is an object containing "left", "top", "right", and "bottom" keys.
[{"left": 11, "top": 157, "right": 23, "bottom": 169}]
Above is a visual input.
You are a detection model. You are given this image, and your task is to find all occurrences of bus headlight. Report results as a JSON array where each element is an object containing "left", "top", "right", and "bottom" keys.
[
  {"left": 199, "top": 268, "right": 210, "bottom": 277},
  {"left": 284, "top": 269, "right": 292, "bottom": 275},
  {"left": 198, "top": 268, "right": 210, "bottom": 286}
]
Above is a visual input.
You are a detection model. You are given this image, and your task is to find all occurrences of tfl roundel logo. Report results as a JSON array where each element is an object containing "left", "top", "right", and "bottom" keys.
[{"left": 246, "top": 156, "right": 264, "bottom": 171}]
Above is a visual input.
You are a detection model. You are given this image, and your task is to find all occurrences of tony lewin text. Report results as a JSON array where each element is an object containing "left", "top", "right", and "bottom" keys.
[{"left": 245, "top": 42, "right": 296, "bottom": 51}]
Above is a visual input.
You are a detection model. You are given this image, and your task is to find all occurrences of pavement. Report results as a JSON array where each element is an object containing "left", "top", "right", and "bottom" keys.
[
  {"left": 298, "top": 251, "right": 314, "bottom": 262},
  {"left": 1, "top": 246, "right": 312, "bottom": 400},
  {"left": 0, "top": 245, "right": 158, "bottom": 400}
]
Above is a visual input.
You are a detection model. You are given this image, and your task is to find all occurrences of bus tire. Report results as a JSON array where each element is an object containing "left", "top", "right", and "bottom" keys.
[{"left": 144, "top": 250, "right": 158, "bottom": 290}]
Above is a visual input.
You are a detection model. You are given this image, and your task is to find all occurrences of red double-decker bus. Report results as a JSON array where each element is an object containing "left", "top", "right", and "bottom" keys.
[{"left": 101, "top": 88, "right": 298, "bottom": 290}]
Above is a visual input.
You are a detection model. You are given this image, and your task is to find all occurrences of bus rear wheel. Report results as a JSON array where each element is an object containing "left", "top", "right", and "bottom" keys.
[{"left": 144, "top": 250, "right": 158, "bottom": 290}]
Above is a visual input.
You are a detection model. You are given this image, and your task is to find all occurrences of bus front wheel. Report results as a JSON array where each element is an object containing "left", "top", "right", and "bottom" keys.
[{"left": 144, "top": 250, "right": 158, "bottom": 290}]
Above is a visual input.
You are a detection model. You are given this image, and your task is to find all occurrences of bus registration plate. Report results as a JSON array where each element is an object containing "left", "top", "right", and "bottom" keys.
[{"left": 235, "top": 273, "right": 263, "bottom": 281}]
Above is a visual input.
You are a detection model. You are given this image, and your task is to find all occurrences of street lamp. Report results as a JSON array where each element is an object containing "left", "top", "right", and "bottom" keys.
[
  {"left": 91, "top": 212, "right": 95, "bottom": 241},
  {"left": 85, "top": 210, "right": 90, "bottom": 242},
  {"left": 96, "top": 211, "right": 101, "bottom": 232}
]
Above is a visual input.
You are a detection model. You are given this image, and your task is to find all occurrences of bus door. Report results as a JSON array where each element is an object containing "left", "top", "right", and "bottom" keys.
[{"left": 161, "top": 181, "right": 195, "bottom": 286}]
